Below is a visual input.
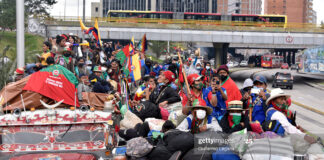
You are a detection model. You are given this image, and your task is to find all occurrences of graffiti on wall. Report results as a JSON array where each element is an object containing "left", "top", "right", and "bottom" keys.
[
  {"left": 302, "top": 46, "right": 324, "bottom": 73},
  {"left": 28, "top": 18, "right": 46, "bottom": 37}
]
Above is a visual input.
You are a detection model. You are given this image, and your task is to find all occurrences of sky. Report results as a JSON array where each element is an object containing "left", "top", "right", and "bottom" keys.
[{"left": 50, "top": 0, "right": 324, "bottom": 24}]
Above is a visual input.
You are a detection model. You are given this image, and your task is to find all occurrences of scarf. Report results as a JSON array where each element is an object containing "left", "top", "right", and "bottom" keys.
[
  {"left": 228, "top": 113, "right": 241, "bottom": 128},
  {"left": 271, "top": 101, "right": 292, "bottom": 119},
  {"left": 191, "top": 113, "right": 207, "bottom": 134}
]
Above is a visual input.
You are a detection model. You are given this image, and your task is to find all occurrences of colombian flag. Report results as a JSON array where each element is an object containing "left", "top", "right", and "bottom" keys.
[
  {"left": 83, "top": 19, "right": 102, "bottom": 47},
  {"left": 128, "top": 53, "right": 142, "bottom": 82},
  {"left": 129, "top": 36, "right": 135, "bottom": 55},
  {"left": 79, "top": 17, "right": 88, "bottom": 31}
]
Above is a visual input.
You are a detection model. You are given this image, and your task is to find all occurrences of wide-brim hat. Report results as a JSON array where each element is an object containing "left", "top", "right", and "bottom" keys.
[
  {"left": 187, "top": 106, "right": 213, "bottom": 116},
  {"left": 15, "top": 67, "right": 25, "bottom": 75},
  {"left": 226, "top": 100, "right": 245, "bottom": 111},
  {"left": 266, "top": 88, "right": 291, "bottom": 105}
]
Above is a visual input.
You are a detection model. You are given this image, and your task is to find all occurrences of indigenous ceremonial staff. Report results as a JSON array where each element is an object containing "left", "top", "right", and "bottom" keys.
[{"left": 177, "top": 50, "right": 192, "bottom": 109}]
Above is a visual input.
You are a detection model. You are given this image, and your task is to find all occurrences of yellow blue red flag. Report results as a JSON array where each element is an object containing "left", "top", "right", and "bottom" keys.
[
  {"left": 128, "top": 53, "right": 142, "bottom": 81},
  {"left": 79, "top": 17, "right": 89, "bottom": 31},
  {"left": 129, "top": 36, "right": 135, "bottom": 55},
  {"left": 83, "top": 19, "right": 102, "bottom": 47}
]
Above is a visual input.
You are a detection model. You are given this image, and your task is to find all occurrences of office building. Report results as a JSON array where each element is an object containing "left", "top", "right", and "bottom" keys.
[
  {"left": 92, "top": 0, "right": 218, "bottom": 17},
  {"left": 217, "top": 0, "right": 262, "bottom": 15},
  {"left": 264, "top": 0, "right": 317, "bottom": 24}
]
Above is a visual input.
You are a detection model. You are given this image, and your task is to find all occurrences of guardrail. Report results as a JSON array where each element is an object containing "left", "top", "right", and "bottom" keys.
[{"left": 45, "top": 16, "right": 324, "bottom": 33}]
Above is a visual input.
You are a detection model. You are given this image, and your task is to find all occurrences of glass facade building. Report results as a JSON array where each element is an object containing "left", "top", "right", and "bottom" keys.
[{"left": 101, "top": 0, "right": 218, "bottom": 17}]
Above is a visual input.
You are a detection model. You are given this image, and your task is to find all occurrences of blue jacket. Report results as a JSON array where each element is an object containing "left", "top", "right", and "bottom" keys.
[
  {"left": 250, "top": 90, "right": 270, "bottom": 124},
  {"left": 152, "top": 65, "right": 161, "bottom": 76},
  {"left": 203, "top": 87, "right": 227, "bottom": 121},
  {"left": 265, "top": 104, "right": 286, "bottom": 135}
]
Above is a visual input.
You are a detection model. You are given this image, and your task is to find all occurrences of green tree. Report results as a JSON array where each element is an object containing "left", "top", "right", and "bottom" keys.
[
  {"left": 0, "top": 0, "right": 57, "bottom": 30},
  {"left": 321, "top": 21, "right": 324, "bottom": 29},
  {"left": 0, "top": 0, "right": 16, "bottom": 31},
  {"left": 25, "top": 0, "right": 57, "bottom": 17},
  {"left": 0, "top": 46, "right": 13, "bottom": 89},
  {"left": 149, "top": 41, "right": 168, "bottom": 59}
]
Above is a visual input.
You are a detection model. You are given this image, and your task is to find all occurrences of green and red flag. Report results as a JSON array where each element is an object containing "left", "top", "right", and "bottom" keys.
[
  {"left": 115, "top": 44, "right": 131, "bottom": 77},
  {"left": 23, "top": 65, "right": 79, "bottom": 106}
]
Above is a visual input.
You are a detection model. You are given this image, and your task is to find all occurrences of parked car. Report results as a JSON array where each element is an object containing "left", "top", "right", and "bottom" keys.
[
  {"left": 281, "top": 63, "right": 289, "bottom": 69},
  {"left": 290, "top": 64, "right": 298, "bottom": 70},
  {"left": 227, "top": 61, "right": 234, "bottom": 68},
  {"left": 233, "top": 61, "right": 239, "bottom": 67},
  {"left": 240, "top": 60, "right": 248, "bottom": 67},
  {"left": 272, "top": 72, "right": 294, "bottom": 89}
]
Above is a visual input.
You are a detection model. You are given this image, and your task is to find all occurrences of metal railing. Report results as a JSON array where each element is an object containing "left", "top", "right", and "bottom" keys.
[{"left": 45, "top": 16, "right": 324, "bottom": 33}]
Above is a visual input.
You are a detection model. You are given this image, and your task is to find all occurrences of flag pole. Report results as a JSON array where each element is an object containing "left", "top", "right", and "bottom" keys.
[{"left": 177, "top": 51, "right": 192, "bottom": 106}]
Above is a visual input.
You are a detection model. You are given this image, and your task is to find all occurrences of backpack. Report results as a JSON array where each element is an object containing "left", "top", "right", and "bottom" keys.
[
  {"left": 261, "top": 120, "right": 285, "bottom": 136},
  {"left": 126, "top": 137, "right": 153, "bottom": 158}
]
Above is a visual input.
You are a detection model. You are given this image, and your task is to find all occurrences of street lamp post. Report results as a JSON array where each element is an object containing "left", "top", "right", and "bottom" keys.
[
  {"left": 16, "top": 0, "right": 24, "bottom": 68},
  {"left": 64, "top": 0, "right": 67, "bottom": 20}
]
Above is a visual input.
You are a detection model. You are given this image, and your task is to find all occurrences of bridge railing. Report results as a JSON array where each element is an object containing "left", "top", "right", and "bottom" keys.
[{"left": 45, "top": 16, "right": 324, "bottom": 33}]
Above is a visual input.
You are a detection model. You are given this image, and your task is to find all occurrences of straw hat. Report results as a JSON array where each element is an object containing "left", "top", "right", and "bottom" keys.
[
  {"left": 227, "top": 100, "right": 245, "bottom": 111},
  {"left": 266, "top": 88, "right": 290, "bottom": 105},
  {"left": 15, "top": 68, "right": 25, "bottom": 75},
  {"left": 187, "top": 106, "right": 213, "bottom": 116}
]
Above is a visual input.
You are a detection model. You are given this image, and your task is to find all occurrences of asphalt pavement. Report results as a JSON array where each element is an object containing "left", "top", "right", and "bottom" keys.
[{"left": 230, "top": 67, "right": 324, "bottom": 136}]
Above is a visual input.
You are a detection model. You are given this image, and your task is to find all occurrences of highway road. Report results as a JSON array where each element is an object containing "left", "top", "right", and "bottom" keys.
[{"left": 230, "top": 68, "right": 324, "bottom": 136}]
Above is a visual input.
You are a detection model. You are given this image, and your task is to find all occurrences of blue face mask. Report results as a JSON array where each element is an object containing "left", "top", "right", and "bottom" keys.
[{"left": 159, "top": 82, "right": 165, "bottom": 86}]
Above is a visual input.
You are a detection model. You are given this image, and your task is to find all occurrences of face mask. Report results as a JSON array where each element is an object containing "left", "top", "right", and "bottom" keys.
[
  {"left": 170, "top": 83, "right": 177, "bottom": 90},
  {"left": 196, "top": 109, "right": 206, "bottom": 120},
  {"left": 206, "top": 66, "right": 211, "bottom": 70},
  {"left": 230, "top": 113, "right": 242, "bottom": 125},
  {"left": 276, "top": 103, "right": 288, "bottom": 110},
  {"left": 220, "top": 75, "right": 228, "bottom": 81},
  {"left": 196, "top": 67, "right": 201, "bottom": 70},
  {"left": 194, "top": 82, "right": 204, "bottom": 90},
  {"left": 147, "top": 84, "right": 151, "bottom": 88},
  {"left": 78, "top": 63, "right": 84, "bottom": 67},
  {"left": 159, "top": 82, "right": 165, "bottom": 86},
  {"left": 87, "top": 66, "right": 92, "bottom": 70},
  {"left": 153, "top": 66, "right": 157, "bottom": 69}
]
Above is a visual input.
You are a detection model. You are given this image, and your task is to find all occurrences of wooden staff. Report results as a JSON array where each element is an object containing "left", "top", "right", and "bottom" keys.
[{"left": 177, "top": 51, "right": 192, "bottom": 106}]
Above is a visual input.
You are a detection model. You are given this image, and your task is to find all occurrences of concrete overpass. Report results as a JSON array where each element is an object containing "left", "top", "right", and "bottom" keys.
[
  {"left": 44, "top": 25, "right": 324, "bottom": 65},
  {"left": 47, "top": 26, "right": 324, "bottom": 48}
]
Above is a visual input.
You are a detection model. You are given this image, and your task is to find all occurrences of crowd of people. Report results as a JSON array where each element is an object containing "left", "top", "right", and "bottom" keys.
[{"left": 11, "top": 33, "right": 318, "bottom": 159}]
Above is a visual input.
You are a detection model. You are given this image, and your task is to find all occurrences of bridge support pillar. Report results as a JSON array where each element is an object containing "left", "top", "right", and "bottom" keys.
[
  {"left": 292, "top": 52, "right": 296, "bottom": 64},
  {"left": 213, "top": 43, "right": 229, "bottom": 67}
]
